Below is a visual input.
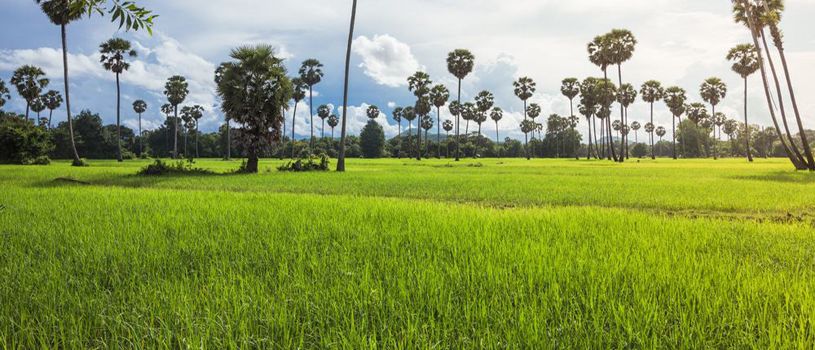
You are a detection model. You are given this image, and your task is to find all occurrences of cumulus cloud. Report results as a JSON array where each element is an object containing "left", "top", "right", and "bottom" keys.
[{"left": 353, "top": 34, "right": 422, "bottom": 87}]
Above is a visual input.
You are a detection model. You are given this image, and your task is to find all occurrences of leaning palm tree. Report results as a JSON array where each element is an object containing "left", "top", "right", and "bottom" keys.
[
  {"left": 289, "top": 77, "right": 307, "bottom": 159},
  {"left": 336, "top": 0, "right": 357, "bottom": 171},
  {"left": 37, "top": 0, "right": 155, "bottom": 166},
  {"left": 640, "top": 80, "right": 664, "bottom": 160},
  {"left": 298, "top": 59, "right": 324, "bottom": 149},
  {"left": 0, "top": 79, "right": 10, "bottom": 110},
  {"left": 617, "top": 83, "right": 637, "bottom": 160},
  {"left": 10, "top": 65, "right": 49, "bottom": 121},
  {"left": 327, "top": 114, "right": 339, "bottom": 139},
  {"left": 663, "top": 86, "right": 687, "bottom": 160},
  {"left": 513, "top": 76, "right": 536, "bottom": 159},
  {"left": 732, "top": 0, "right": 809, "bottom": 169},
  {"left": 442, "top": 119, "right": 454, "bottom": 158},
  {"left": 726, "top": 44, "right": 760, "bottom": 162},
  {"left": 132, "top": 99, "right": 147, "bottom": 156},
  {"left": 490, "top": 107, "right": 503, "bottom": 151},
  {"left": 164, "top": 75, "right": 189, "bottom": 159},
  {"left": 700, "top": 77, "right": 727, "bottom": 160},
  {"left": 317, "top": 104, "right": 331, "bottom": 138},
  {"left": 447, "top": 49, "right": 475, "bottom": 161},
  {"left": 429, "top": 84, "right": 449, "bottom": 158},
  {"left": 42, "top": 90, "right": 62, "bottom": 129},
  {"left": 100, "top": 37, "right": 137, "bottom": 162}
]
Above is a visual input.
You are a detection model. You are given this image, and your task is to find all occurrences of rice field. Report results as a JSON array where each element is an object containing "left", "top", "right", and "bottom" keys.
[{"left": 1, "top": 158, "right": 814, "bottom": 348}]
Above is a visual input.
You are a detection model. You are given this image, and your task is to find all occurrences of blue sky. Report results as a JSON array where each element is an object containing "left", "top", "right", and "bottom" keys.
[{"left": 2, "top": 0, "right": 814, "bottom": 140}]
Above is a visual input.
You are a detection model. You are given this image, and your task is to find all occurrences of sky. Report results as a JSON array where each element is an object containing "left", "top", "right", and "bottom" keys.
[{"left": 1, "top": 0, "right": 814, "bottom": 141}]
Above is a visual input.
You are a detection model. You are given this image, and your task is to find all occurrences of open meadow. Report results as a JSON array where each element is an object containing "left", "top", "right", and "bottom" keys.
[{"left": 0, "top": 158, "right": 814, "bottom": 348}]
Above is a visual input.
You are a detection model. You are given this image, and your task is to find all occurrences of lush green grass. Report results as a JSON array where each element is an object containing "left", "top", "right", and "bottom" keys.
[{"left": 1, "top": 158, "right": 814, "bottom": 348}]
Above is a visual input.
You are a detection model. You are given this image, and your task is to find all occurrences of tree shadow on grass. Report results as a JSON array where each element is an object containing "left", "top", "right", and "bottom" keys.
[
  {"left": 31, "top": 171, "right": 248, "bottom": 190},
  {"left": 732, "top": 171, "right": 815, "bottom": 184}
]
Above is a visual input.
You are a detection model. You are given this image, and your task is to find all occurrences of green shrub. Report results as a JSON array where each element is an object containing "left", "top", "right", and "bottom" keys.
[
  {"left": 21, "top": 156, "right": 51, "bottom": 165},
  {"left": 278, "top": 154, "right": 330, "bottom": 172},
  {"left": 0, "top": 115, "right": 53, "bottom": 164},
  {"left": 138, "top": 159, "right": 214, "bottom": 176}
]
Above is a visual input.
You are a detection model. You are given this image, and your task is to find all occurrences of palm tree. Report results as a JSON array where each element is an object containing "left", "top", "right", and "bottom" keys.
[
  {"left": 42, "top": 90, "right": 62, "bottom": 129},
  {"left": 442, "top": 119, "right": 454, "bottom": 158},
  {"left": 317, "top": 104, "right": 331, "bottom": 138},
  {"left": 525, "top": 103, "right": 542, "bottom": 160},
  {"left": 447, "top": 49, "right": 475, "bottom": 162},
  {"left": 663, "top": 86, "right": 687, "bottom": 160},
  {"left": 686, "top": 102, "right": 709, "bottom": 126},
  {"left": 392, "top": 107, "right": 404, "bottom": 158},
  {"left": 298, "top": 59, "right": 324, "bottom": 149},
  {"left": 0, "top": 79, "right": 10, "bottom": 110},
  {"left": 617, "top": 83, "right": 637, "bottom": 160},
  {"left": 421, "top": 115, "right": 434, "bottom": 156},
  {"left": 732, "top": 0, "right": 809, "bottom": 169},
  {"left": 336, "top": 0, "right": 357, "bottom": 172},
  {"left": 579, "top": 77, "right": 600, "bottom": 160},
  {"left": 132, "top": 99, "right": 147, "bottom": 156},
  {"left": 520, "top": 119, "right": 536, "bottom": 158},
  {"left": 37, "top": 0, "right": 155, "bottom": 166},
  {"left": 367, "top": 105, "right": 380, "bottom": 120},
  {"left": 474, "top": 90, "right": 494, "bottom": 155},
  {"left": 190, "top": 105, "right": 203, "bottom": 158},
  {"left": 31, "top": 96, "right": 47, "bottom": 121},
  {"left": 726, "top": 44, "right": 760, "bottom": 162},
  {"left": 595, "top": 79, "right": 618, "bottom": 161},
  {"left": 328, "top": 114, "right": 339, "bottom": 139},
  {"left": 180, "top": 106, "right": 195, "bottom": 157},
  {"left": 429, "top": 84, "right": 449, "bottom": 158},
  {"left": 644, "top": 122, "right": 655, "bottom": 155},
  {"left": 164, "top": 75, "right": 189, "bottom": 159},
  {"left": 631, "top": 121, "right": 641, "bottom": 144},
  {"left": 640, "top": 80, "right": 664, "bottom": 160},
  {"left": 289, "top": 77, "right": 307, "bottom": 159},
  {"left": 656, "top": 126, "right": 667, "bottom": 152},
  {"left": 99, "top": 37, "right": 136, "bottom": 162},
  {"left": 161, "top": 103, "right": 174, "bottom": 157},
  {"left": 414, "top": 97, "right": 432, "bottom": 160},
  {"left": 606, "top": 29, "right": 637, "bottom": 160},
  {"left": 402, "top": 106, "right": 416, "bottom": 158},
  {"left": 561, "top": 78, "right": 580, "bottom": 117},
  {"left": 513, "top": 77, "right": 536, "bottom": 159},
  {"left": 216, "top": 45, "right": 292, "bottom": 173},
  {"left": 490, "top": 107, "right": 503, "bottom": 153},
  {"left": 10, "top": 65, "right": 49, "bottom": 121},
  {"left": 713, "top": 112, "right": 727, "bottom": 157},
  {"left": 700, "top": 77, "right": 727, "bottom": 160}
]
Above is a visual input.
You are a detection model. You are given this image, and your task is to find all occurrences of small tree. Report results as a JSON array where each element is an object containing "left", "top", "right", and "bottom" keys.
[{"left": 360, "top": 119, "right": 385, "bottom": 158}]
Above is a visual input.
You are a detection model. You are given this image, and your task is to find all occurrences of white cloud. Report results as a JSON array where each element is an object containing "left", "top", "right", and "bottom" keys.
[{"left": 352, "top": 34, "right": 422, "bottom": 87}]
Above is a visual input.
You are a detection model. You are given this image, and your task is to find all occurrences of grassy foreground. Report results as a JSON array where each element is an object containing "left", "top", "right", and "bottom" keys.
[{"left": 0, "top": 158, "right": 814, "bottom": 348}]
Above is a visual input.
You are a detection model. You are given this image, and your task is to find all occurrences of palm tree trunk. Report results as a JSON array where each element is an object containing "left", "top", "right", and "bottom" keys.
[
  {"left": 524, "top": 100, "right": 529, "bottom": 160},
  {"left": 759, "top": 31, "right": 806, "bottom": 166},
  {"left": 436, "top": 106, "right": 441, "bottom": 158},
  {"left": 772, "top": 30, "right": 815, "bottom": 170},
  {"left": 743, "top": 77, "right": 753, "bottom": 162},
  {"left": 309, "top": 87, "right": 315, "bottom": 150},
  {"left": 195, "top": 123, "right": 200, "bottom": 159},
  {"left": 173, "top": 106, "right": 179, "bottom": 159},
  {"left": 336, "top": 0, "right": 356, "bottom": 172},
  {"left": 739, "top": 4, "right": 804, "bottom": 169},
  {"left": 455, "top": 78, "right": 462, "bottom": 162},
  {"left": 476, "top": 123, "right": 482, "bottom": 158},
  {"left": 60, "top": 24, "right": 82, "bottom": 165},
  {"left": 397, "top": 121, "right": 402, "bottom": 159},
  {"left": 711, "top": 104, "right": 717, "bottom": 160},
  {"left": 416, "top": 117, "right": 422, "bottom": 161},
  {"left": 226, "top": 118, "right": 231, "bottom": 160},
  {"left": 586, "top": 117, "right": 592, "bottom": 160},
  {"left": 138, "top": 112, "right": 142, "bottom": 156},
  {"left": 495, "top": 121, "right": 500, "bottom": 156},
  {"left": 617, "top": 64, "right": 626, "bottom": 163},
  {"left": 290, "top": 102, "right": 298, "bottom": 159},
  {"left": 408, "top": 121, "right": 413, "bottom": 158},
  {"left": 116, "top": 73, "right": 123, "bottom": 162},
  {"left": 672, "top": 115, "right": 677, "bottom": 160},
  {"left": 607, "top": 118, "right": 617, "bottom": 161},
  {"left": 321, "top": 118, "right": 325, "bottom": 139},
  {"left": 650, "top": 102, "right": 655, "bottom": 159},
  {"left": 48, "top": 109, "right": 53, "bottom": 129}
]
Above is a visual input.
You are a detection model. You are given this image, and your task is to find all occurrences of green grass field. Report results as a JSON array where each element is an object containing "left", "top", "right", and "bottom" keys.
[{"left": 1, "top": 158, "right": 814, "bottom": 348}]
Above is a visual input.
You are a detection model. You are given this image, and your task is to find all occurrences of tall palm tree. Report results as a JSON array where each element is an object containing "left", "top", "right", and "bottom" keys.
[
  {"left": 402, "top": 106, "right": 416, "bottom": 158},
  {"left": 392, "top": 107, "right": 403, "bottom": 158},
  {"left": 37, "top": 0, "right": 155, "bottom": 166},
  {"left": 474, "top": 91, "right": 494, "bottom": 137},
  {"left": 132, "top": 99, "right": 147, "bottom": 156},
  {"left": 31, "top": 96, "right": 47, "bottom": 121},
  {"left": 447, "top": 49, "right": 475, "bottom": 161},
  {"left": 414, "top": 97, "right": 432, "bottom": 160},
  {"left": 161, "top": 103, "right": 174, "bottom": 157},
  {"left": 617, "top": 83, "right": 637, "bottom": 160},
  {"left": 606, "top": 29, "right": 637, "bottom": 161},
  {"left": 663, "top": 86, "right": 687, "bottom": 160},
  {"left": 298, "top": 59, "right": 324, "bottom": 149},
  {"left": 0, "top": 79, "right": 10, "bottom": 110},
  {"left": 289, "top": 77, "right": 307, "bottom": 159},
  {"left": 700, "top": 77, "right": 727, "bottom": 160},
  {"left": 43, "top": 90, "right": 62, "bottom": 129},
  {"left": 164, "top": 75, "right": 189, "bottom": 159},
  {"left": 10, "top": 65, "right": 49, "bottom": 121},
  {"left": 656, "top": 126, "right": 667, "bottom": 149},
  {"left": 336, "top": 0, "right": 357, "bottom": 172},
  {"left": 644, "top": 122, "right": 655, "bottom": 155},
  {"left": 726, "top": 44, "right": 760, "bottom": 162},
  {"left": 513, "top": 77, "right": 536, "bottom": 159},
  {"left": 713, "top": 112, "right": 727, "bottom": 157},
  {"left": 421, "top": 115, "right": 434, "bottom": 156},
  {"left": 490, "top": 107, "right": 503, "bottom": 153},
  {"left": 317, "top": 104, "right": 331, "bottom": 138},
  {"left": 327, "top": 114, "right": 339, "bottom": 139},
  {"left": 520, "top": 119, "right": 536, "bottom": 158},
  {"left": 179, "top": 105, "right": 203, "bottom": 159},
  {"left": 99, "top": 37, "right": 136, "bottom": 162},
  {"left": 640, "top": 80, "right": 664, "bottom": 160},
  {"left": 579, "top": 77, "right": 600, "bottom": 160},
  {"left": 595, "top": 79, "right": 618, "bottom": 161},
  {"left": 526, "top": 103, "right": 542, "bottom": 160},
  {"left": 442, "top": 119, "right": 454, "bottom": 158},
  {"left": 561, "top": 78, "right": 580, "bottom": 118},
  {"left": 429, "top": 84, "right": 449, "bottom": 158},
  {"left": 631, "top": 121, "right": 641, "bottom": 144},
  {"left": 732, "top": 0, "right": 808, "bottom": 169},
  {"left": 191, "top": 105, "right": 203, "bottom": 158}
]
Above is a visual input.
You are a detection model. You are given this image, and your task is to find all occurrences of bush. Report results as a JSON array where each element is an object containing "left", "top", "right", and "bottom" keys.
[
  {"left": 0, "top": 115, "right": 54, "bottom": 165},
  {"left": 137, "top": 159, "right": 214, "bottom": 176},
  {"left": 278, "top": 154, "right": 330, "bottom": 172},
  {"left": 21, "top": 156, "right": 51, "bottom": 165}
]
